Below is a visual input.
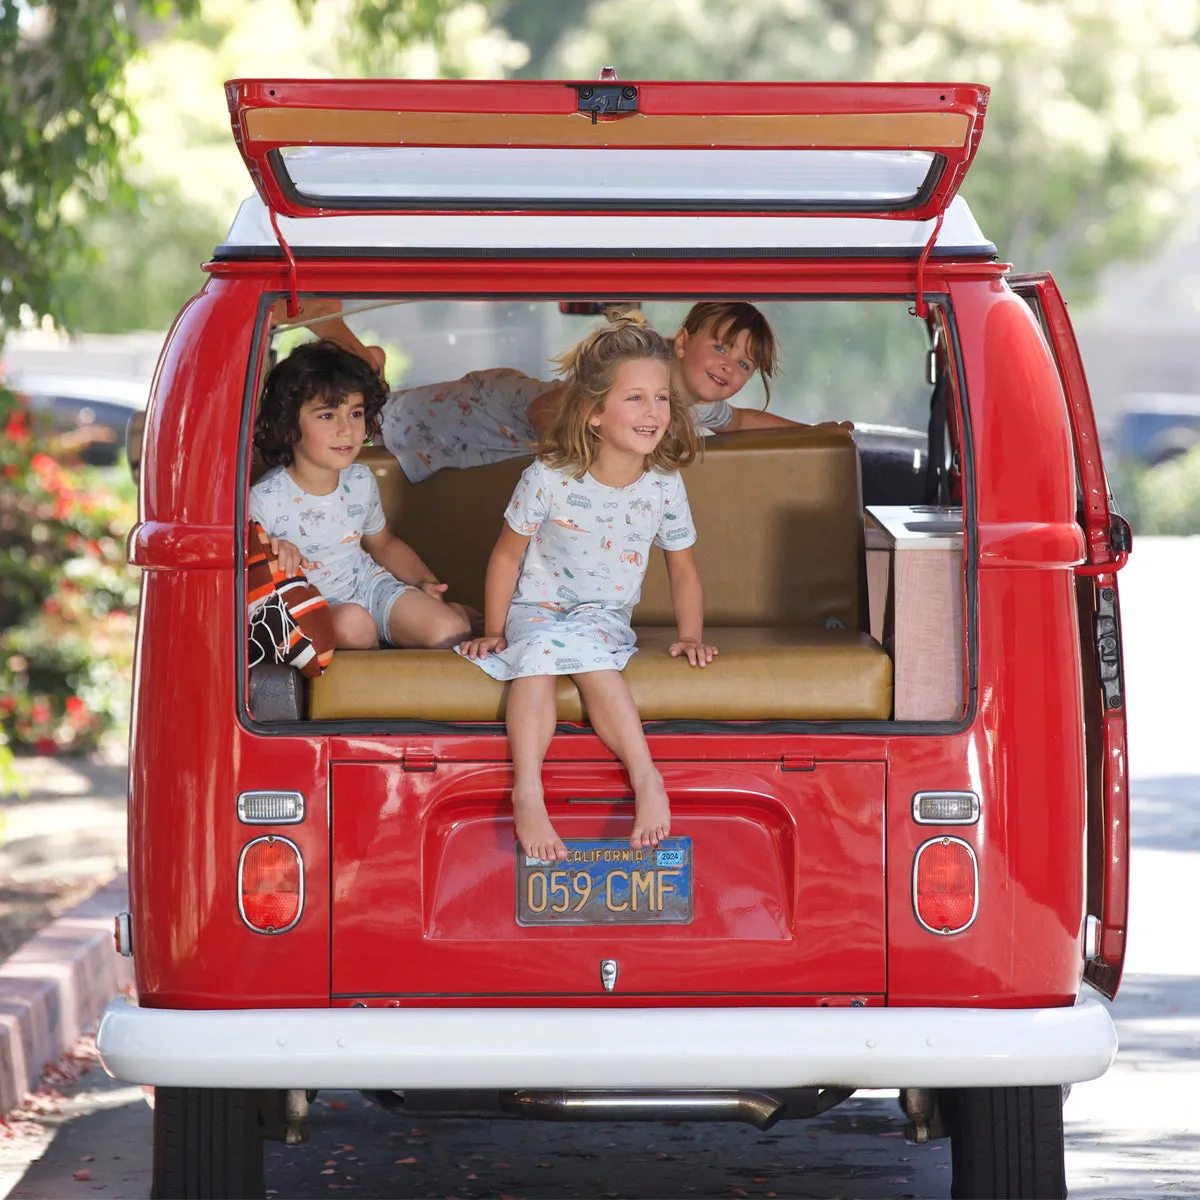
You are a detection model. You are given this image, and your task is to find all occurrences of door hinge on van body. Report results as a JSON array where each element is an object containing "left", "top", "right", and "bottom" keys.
[
  {"left": 402, "top": 749, "right": 437, "bottom": 772},
  {"left": 1092, "top": 585, "right": 1125, "bottom": 711},
  {"left": 781, "top": 753, "right": 816, "bottom": 772}
]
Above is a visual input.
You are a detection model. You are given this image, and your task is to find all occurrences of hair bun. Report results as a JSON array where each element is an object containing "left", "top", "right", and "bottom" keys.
[{"left": 602, "top": 306, "right": 648, "bottom": 328}]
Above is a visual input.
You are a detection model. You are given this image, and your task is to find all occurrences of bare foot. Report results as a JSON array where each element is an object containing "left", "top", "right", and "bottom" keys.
[
  {"left": 630, "top": 771, "right": 671, "bottom": 849},
  {"left": 513, "top": 784, "right": 568, "bottom": 862}
]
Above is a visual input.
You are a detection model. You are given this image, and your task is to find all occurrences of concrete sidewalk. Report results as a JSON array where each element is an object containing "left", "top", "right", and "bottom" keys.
[{"left": 0, "top": 756, "right": 130, "bottom": 1115}]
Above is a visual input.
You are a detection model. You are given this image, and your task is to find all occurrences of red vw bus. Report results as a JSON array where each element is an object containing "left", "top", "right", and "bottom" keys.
[{"left": 96, "top": 78, "right": 1129, "bottom": 1200}]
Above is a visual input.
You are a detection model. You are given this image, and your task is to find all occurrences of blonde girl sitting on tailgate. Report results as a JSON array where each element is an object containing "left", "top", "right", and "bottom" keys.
[
  {"left": 250, "top": 340, "right": 474, "bottom": 651},
  {"left": 456, "top": 313, "right": 717, "bottom": 865}
]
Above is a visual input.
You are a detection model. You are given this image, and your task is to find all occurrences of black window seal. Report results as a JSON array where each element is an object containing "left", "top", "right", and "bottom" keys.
[{"left": 266, "top": 147, "right": 947, "bottom": 218}]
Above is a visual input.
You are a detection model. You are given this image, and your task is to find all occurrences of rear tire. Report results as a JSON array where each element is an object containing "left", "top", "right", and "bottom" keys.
[
  {"left": 949, "top": 1086, "right": 1066, "bottom": 1199},
  {"left": 151, "top": 1087, "right": 265, "bottom": 1199}
]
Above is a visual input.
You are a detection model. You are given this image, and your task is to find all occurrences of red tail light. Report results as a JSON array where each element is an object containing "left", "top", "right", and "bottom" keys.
[
  {"left": 239, "top": 836, "right": 303, "bottom": 933},
  {"left": 913, "top": 836, "right": 977, "bottom": 934}
]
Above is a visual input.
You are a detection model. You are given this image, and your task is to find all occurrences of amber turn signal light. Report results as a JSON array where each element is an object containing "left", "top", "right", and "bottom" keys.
[
  {"left": 239, "top": 836, "right": 304, "bottom": 934},
  {"left": 913, "top": 836, "right": 977, "bottom": 934}
]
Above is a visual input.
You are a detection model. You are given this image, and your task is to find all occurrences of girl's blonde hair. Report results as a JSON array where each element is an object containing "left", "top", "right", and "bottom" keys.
[
  {"left": 536, "top": 310, "right": 698, "bottom": 478},
  {"left": 681, "top": 301, "right": 779, "bottom": 407}
]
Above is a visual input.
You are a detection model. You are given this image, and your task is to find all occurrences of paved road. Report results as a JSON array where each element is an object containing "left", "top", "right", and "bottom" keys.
[{"left": 2, "top": 538, "right": 1197, "bottom": 1199}]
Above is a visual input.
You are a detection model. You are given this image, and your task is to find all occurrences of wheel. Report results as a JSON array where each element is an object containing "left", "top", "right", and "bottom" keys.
[
  {"left": 151, "top": 1087, "right": 266, "bottom": 1199},
  {"left": 949, "top": 1086, "right": 1066, "bottom": 1199}
]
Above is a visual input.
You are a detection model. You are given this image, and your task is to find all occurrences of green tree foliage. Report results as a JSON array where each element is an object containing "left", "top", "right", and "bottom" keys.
[
  {"left": 54, "top": 179, "right": 225, "bottom": 333},
  {"left": 0, "top": 0, "right": 199, "bottom": 344},
  {"left": 297, "top": 0, "right": 481, "bottom": 50},
  {"left": 1112, "top": 447, "right": 1200, "bottom": 536},
  {"left": 496, "top": 0, "right": 1200, "bottom": 303},
  {"left": 3, "top": 0, "right": 497, "bottom": 343}
]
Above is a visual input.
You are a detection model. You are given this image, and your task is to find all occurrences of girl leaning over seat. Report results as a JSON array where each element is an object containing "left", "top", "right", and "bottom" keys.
[{"left": 457, "top": 313, "right": 718, "bottom": 863}]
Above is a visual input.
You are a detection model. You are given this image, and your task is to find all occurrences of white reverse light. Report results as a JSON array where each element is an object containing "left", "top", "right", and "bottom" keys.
[
  {"left": 237, "top": 791, "right": 305, "bottom": 825},
  {"left": 912, "top": 791, "right": 979, "bottom": 825}
]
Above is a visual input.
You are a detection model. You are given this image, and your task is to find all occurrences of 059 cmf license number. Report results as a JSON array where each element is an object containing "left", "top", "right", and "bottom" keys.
[{"left": 515, "top": 837, "right": 694, "bottom": 926}]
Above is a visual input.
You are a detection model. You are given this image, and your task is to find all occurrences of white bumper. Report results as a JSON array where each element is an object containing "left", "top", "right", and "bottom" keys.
[{"left": 96, "top": 997, "right": 1116, "bottom": 1091}]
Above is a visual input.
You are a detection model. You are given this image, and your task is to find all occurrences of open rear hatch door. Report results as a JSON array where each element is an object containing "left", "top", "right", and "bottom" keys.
[{"left": 225, "top": 78, "right": 988, "bottom": 221}]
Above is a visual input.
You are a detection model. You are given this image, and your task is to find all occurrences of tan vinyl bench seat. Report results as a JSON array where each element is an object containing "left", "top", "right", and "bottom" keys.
[
  {"left": 295, "top": 427, "right": 893, "bottom": 722},
  {"left": 310, "top": 626, "right": 892, "bottom": 722}
]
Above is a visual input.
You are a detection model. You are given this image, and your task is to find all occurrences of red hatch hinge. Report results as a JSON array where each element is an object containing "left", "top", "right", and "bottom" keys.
[
  {"left": 402, "top": 749, "right": 438, "bottom": 773},
  {"left": 911, "top": 209, "right": 946, "bottom": 319},
  {"left": 781, "top": 753, "right": 815, "bottom": 772},
  {"left": 267, "top": 206, "right": 300, "bottom": 318}
]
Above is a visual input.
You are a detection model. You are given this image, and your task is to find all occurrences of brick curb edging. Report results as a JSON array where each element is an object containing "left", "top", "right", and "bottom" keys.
[{"left": 0, "top": 874, "right": 132, "bottom": 1114}]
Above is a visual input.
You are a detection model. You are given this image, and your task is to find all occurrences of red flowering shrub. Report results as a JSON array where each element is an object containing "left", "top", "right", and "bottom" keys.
[{"left": 0, "top": 385, "right": 139, "bottom": 755}]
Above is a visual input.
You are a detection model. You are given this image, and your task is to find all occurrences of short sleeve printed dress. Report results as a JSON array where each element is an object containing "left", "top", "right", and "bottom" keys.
[{"left": 459, "top": 459, "right": 697, "bottom": 681}]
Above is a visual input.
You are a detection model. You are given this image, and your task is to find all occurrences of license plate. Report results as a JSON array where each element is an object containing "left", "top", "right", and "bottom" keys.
[{"left": 516, "top": 838, "right": 694, "bottom": 926}]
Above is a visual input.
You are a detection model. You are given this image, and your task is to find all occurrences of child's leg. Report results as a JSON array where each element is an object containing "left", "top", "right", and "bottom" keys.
[
  {"left": 506, "top": 675, "right": 567, "bottom": 862},
  {"left": 384, "top": 588, "right": 473, "bottom": 649},
  {"left": 331, "top": 603, "right": 379, "bottom": 649},
  {"left": 571, "top": 669, "right": 670, "bottom": 850}
]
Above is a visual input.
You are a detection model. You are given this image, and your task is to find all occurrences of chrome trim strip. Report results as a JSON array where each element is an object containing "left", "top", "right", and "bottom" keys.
[
  {"left": 237, "top": 835, "right": 305, "bottom": 935},
  {"left": 237, "top": 790, "right": 306, "bottom": 825},
  {"left": 1084, "top": 914, "right": 1101, "bottom": 960},
  {"left": 911, "top": 790, "right": 980, "bottom": 825},
  {"left": 912, "top": 835, "right": 980, "bottom": 935}
]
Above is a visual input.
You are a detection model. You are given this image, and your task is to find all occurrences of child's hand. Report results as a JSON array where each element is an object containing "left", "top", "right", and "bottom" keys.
[
  {"left": 269, "top": 537, "right": 310, "bottom": 577},
  {"left": 669, "top": 638, "right": 719, "bottom": 668},
  {"left": 459, "top": 634, "right": 507, "bottom": 660},
  {"left": 419, "top": 580, "right": 448, "bottom": 600}
]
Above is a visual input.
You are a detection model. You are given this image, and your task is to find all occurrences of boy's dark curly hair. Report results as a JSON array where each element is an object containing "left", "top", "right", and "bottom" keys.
[{"left": 254, "top": 339, "right": 388, "bottom": 468}]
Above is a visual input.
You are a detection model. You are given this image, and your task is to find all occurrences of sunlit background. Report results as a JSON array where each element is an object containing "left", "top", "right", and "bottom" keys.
[{"left": 5, "top": 0, "right": 1200, "bottom": 762}]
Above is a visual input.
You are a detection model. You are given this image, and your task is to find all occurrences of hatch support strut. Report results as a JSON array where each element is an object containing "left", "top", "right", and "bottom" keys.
[
  {"left": 268, "top": 207, "right": 300, "bottom": 318},
  {"left": 911, "top": 210, "right": 945, "bottom": 319}
]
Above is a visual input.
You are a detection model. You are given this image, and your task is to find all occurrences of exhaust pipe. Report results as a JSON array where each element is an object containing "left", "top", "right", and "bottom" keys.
[{"left": 499, "top": 1089, "right": 785, "bottom": 1130}]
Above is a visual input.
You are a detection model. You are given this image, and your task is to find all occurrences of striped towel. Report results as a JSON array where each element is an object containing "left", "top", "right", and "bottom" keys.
[{"left": 247, "top": 520, "right": 335, "bottom": 678}]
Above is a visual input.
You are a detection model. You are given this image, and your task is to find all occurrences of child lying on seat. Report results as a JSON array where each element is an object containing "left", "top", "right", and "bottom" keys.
[
  {"left": 250, "top": 340, "right": 474, "bottom": 651},
  {"left": 289, "top": 298, "right": 848, "bottom": 484}
]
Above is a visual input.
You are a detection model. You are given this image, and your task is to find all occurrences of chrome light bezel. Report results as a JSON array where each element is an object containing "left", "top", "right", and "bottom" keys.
[
  {"left": 911, "top": 790, "right": 980, "bottom": 826},
  {"left": 238, "top": 835, "right": 305, "bottom": 935},
  {"left": 912, "top": 835, "right": 979, "bottom": 935},
  {"left": 237, "top": 790, "right": 305, "bottom": 825}
]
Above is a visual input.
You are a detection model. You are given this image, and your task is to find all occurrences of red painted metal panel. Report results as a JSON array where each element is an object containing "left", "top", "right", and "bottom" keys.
[
  {"left": 128, "top": 523, "right": 236, "bottom": 570},
  {"left": 130, "top": 273, "right": 336, "bottom": 1008},
  {"left": 138, "top": 278, "right": 262, "bottom": 529},
  {"left": 330, "top": 760, "right": 886, "bottom": 999},
  {"left": 878, "top": 278, "right": 1095, "bottom": 1007},
  {"left": 123, "top": 259, "right": 1104, "bottom": 1018},
  {"left": 130, "top": 573, "right": 333, "bottom": 1008}
]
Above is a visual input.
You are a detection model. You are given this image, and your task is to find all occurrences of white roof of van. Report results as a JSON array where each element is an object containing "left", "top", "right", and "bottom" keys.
[{"left": 216, "top": 194, "right": 995, "bottom": 259}]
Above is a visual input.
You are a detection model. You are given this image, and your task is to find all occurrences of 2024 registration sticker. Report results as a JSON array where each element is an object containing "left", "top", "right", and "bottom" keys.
[{"left": 516, "top": 837, "right": 694, "bottom": 926}]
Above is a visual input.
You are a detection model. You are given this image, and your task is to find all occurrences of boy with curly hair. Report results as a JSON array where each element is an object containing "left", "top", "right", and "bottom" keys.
[{"left": 251, "top": 339, "right": 473, "bottom": 650}]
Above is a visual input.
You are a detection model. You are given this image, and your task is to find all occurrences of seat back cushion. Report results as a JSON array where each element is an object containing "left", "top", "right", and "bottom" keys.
[{"left": 358, "top": 425, "right": 866, "bottom": 631}]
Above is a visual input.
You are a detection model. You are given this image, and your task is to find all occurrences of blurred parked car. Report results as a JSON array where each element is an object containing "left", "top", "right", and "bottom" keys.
[
  {"left": 1119, "top": 393, "right": 1200, "bottom": 466},
  {"left": 4, "top": 370, "right": 148, "bottom": 467}
]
